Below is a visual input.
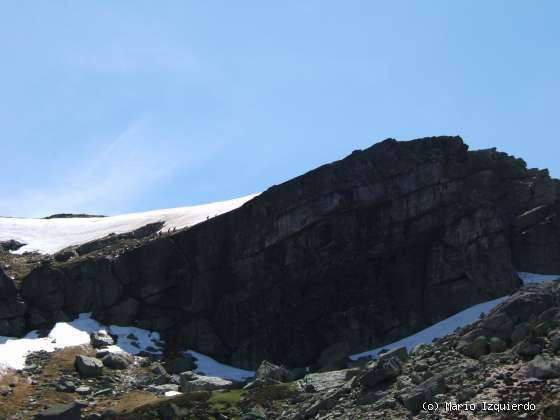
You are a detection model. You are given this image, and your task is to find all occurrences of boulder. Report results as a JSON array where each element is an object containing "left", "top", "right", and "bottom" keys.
[
  {"left": 102, "top": 353, "right": 132, "bottom": 370},
  {"left": 488, "top": 337, "right": 507, "bottom": 353},
  {"left": 90, "top": 331, "right": 114, "bottom": 348},
  {"left": 255, "top": 360, "right": 294, "bottom": 383},
  {"left": 152, "top": 363, "right": 168, "bottom": 376},
  {"left": 511, "top": 323, "right": 530, "bottom": 344},
  {"left": 398, "top": 375, "right": 447, "bottom": 415},
  {"left": 477, "top": 312, "right": 515, "bottom": 341},
  {"left": 378, "top": 347, "right": 408, "bottom": 363},
  {"left": 513, "top": 337, "right": 544, "bottom": 357},
  {"left": 75, "top": 355, "right": 103, "bottom": 378},
  {"left": 33, "top": 402, "right": 81, "bottom": 419},
  {"left": 179, "top": 373, "right": 233, "bottom": 392},
  {"left": 153, "top": 373, "right": 174, "bottom": 385},
  {"left": 175, "top": 370, "right": 196, "bottom": 382},
  {"left": 456, "top": 336, "right": 489, "bottom": 359},
  {"left": 360, "top": 358, "right": 401, "bottom": 388},
  {"left": 525, "top": 355, "right": 560, "bottom": 379},
  {"left": 300, "top": 369, "right": 360, "bottom": 393},
  {"left": 297, "top": 379, "right": 354, "bottom": 418},
  {"left": 55, "top": 380, "right": 76, "bottom": 393}
]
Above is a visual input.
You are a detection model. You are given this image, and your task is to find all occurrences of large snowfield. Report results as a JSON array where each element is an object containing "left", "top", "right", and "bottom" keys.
[{"left": 0, "top": 194, "right": 257, "bottom": 255}]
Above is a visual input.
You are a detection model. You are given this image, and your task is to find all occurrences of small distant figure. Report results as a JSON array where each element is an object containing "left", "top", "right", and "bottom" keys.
[
  {"left": 206, "top": 216, "right": 209, "bottom": 220},
  {"left": 173, "top": 227, "right": 176, "bottom": 233}
]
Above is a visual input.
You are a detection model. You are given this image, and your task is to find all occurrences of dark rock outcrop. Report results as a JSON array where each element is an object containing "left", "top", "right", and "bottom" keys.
[
  {"left": 43, "top": 213, "right": 105, "bottom": 219},
  {"left": 0, "top": 239, "right": 25, "bottom": 252},
  {"left": 0, "top": 266, "right": 26, "bottom": 336},
  {"left": 14, "top": 137, "right": 560, "bottom": 369}
]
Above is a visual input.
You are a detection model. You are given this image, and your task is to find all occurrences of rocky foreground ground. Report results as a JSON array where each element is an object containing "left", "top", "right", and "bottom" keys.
[{"left": 1, "top": 280, "right": 560, "bottom": 419}]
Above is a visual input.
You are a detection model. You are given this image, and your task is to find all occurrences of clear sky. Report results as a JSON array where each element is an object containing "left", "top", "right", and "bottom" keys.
[{"left": 1, "top": 1, "right": 558, "bottom": 217}]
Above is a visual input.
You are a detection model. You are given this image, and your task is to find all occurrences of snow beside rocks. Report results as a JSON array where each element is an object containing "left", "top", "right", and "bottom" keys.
[
  {"left": 518, "top": 272, "right": 560, "bottom": 284},
  {"left": 350, "top": 296, "right": 508, "bottom": 361},
  {"left": 0, "top": 313, "right": 162, "bottom": 370},
  {"left": 0, "top": 194, "right": 257, "bottom": 255},
  {"left": 0, "top": 313, "right": 253, "bottom": 384},
  {"left": 186, "top": 350, "right": 254, "bottom": 381},
  {"left": 351, "top": 271, "right": 560, "bottom": 361}
]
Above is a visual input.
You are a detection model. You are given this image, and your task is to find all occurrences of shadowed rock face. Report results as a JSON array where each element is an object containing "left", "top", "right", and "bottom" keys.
[
  {"left": 16, "top": 137, "right": 560, "bottom": 368},
  {"left": 0, "top": 267, "right": 26, "bottom": 336}
]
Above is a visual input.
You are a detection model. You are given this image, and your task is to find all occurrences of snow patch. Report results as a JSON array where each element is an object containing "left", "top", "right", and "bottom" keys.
[
  {"left": 0, "top": 194, "right": 257, "bottom": 255},
  {"left": 350, "top": 271, "right": 560, "bottom": 361},
  {"left": 518, "top": 272, "right": 560, "bottom": 284},
  {"left": 0, "top": 313, "right": 162, "bottom": 371},
  {"left": 108, "top": 325, "right": 162, "bottom": 355},
  {"left": 186, "top": 350, "right": 254, "bottom": 381},
  {"left": 164, "top": 391, "right": 182, "bottom": 397},
  {"left": 350, "top": 296, "right": 508, "bottom": 361}
]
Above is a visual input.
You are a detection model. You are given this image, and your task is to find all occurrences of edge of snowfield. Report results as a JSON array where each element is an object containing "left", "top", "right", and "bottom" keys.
[
  {"left": 0, "top": 194, "right": 258, "bottom": 255},
  {"left": 0, "top": 272, "right": 557, "bottom": 383}
]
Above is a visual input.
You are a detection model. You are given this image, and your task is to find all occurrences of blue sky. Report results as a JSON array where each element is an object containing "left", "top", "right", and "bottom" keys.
[{"left": 1, "top": 1, "right": 558, "bottom": 217}]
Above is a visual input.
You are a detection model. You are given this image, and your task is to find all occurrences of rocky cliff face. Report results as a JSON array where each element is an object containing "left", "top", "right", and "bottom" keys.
[{"left": 8, "top": 136, "right": 560, "bottom": 369}]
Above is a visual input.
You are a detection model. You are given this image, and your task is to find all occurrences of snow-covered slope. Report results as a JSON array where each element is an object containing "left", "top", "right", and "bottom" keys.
[{"left": 0, "top": 194, "right": 258, "bottom": 255}]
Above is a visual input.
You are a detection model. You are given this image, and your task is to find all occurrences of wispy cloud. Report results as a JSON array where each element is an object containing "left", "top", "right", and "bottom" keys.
[
  {"left": 3, "top": 119, "right": 215, "bottom": 218},
  {"left": 68, "top": 43, "right": 202, "bottom": 76}
]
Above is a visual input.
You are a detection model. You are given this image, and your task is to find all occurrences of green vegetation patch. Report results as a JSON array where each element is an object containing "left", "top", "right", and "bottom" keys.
[{"left": 209, "top": 389, "right": 245, "bottom": 411}]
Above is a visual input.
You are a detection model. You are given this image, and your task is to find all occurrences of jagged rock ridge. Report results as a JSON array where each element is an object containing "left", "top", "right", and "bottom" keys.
[{"left": 4, "top": 136, "right": 560, "bottom": 369}]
